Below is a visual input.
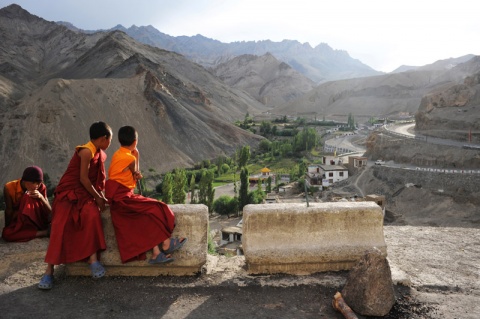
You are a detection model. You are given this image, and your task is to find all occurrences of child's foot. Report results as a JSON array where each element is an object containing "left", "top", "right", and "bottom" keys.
[
  {"left": 161, "top": 237, "right": 188, "bottom": 254},
  {"left": 89, "top": 261, "right": 106, "bottom": 279},
  {"left": 149, "top": 252, "right": 174, "bottom": 264},
  {"left": 38, "top": 274, "right": 53, "bottom": 290}
]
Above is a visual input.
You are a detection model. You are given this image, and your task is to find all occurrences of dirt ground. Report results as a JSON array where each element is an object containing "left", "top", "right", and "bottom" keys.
[{"left": 1, "top": 208, "right": 479, "bottom": 319}]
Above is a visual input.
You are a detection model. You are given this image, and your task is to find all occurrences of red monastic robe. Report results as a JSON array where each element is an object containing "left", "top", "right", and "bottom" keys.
[
  {"left": 105, "top": 147, "right": 175, "bottom": 263},
  {"left": 2, "top": 181, "right": 50, "bottom": 242},
  {"left": 44, "top": 142, "right": 107, "bottom": 265}
]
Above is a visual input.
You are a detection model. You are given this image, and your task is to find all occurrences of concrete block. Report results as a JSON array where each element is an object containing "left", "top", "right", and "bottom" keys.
[
  {"left": 242, "top": 202, "right": 386, "bottom": 275},
  {"left": 66, "top": 204, "right": 208, "bottom": 276}
]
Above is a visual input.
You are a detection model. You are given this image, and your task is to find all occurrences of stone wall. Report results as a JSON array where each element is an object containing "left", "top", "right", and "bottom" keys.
[
  {"left": 66, "top": 204, "right": 209, "bottom": 276},
  {"left": 242, "top": 202, "right": 386, "bottom": 275}
]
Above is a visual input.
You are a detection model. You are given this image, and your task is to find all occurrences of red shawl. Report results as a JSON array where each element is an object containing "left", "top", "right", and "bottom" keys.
[
  {"left": 45, "top": 148, "right": 107, "bottom": 265},
  {"left": 2, "top": 182, "right": 50, "bottom": 242},
  {"left": 105, "top": 179, "right": 175, "bottom": 263}
]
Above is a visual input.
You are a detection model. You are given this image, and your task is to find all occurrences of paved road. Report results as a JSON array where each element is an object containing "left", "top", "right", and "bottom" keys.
[{"left": 385, "top": 123, "right": 480, "bottom": 148}]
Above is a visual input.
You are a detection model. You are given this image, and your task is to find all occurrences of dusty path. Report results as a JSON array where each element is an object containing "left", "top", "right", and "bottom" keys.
[{"left": 351, "top": 167, "right": 366, "bottom": 197}]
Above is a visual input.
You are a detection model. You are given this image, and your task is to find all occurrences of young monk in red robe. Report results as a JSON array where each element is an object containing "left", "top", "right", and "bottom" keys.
[
  {"left": 2, "top": 166, "right": 52, "bottom": 242},
  {"left": 105, "top": 126, "right": 187, "bottom": 264},
  {"left": 38, "top": 121, "right": 113, "bottom": 290}
]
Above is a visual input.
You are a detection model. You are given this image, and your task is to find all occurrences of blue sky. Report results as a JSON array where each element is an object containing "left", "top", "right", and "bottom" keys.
[{"left": 1, "top": 0, "right": 479, "bottom": 72}]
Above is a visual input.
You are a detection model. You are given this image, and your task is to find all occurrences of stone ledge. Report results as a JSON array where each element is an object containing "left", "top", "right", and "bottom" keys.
[
  {"left": 242, "top": 202, "right": 386, "bottom": 275},
  {"left": 65, "top": 204, "right": 208, "bottom": 276}
]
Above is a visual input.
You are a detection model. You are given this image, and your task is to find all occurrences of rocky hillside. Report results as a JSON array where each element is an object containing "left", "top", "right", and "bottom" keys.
[
  {"left": 0, "top": 4, "right": 267, "bottom": 183},
  {"left": 415, "top": 60, "right": 480, "bottom": 142},
  {"left": 330, "top": 165, "right": 480, "bottom": 227},
  {"left": 63, "top": 24, "right": 383, "bottom": 83},
  {"left": 211, "top": 53, "right": 315, "bottom": 107},
  {"left": 364, "top": 130, "right": 480, "bottom": 168},
  {"left": 273, "top": 55, "right": 480, "bottom": 124}
]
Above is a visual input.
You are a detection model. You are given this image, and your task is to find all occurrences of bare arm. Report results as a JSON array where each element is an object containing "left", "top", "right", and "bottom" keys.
[
  {"left": 26, "top": 187, "right": 52, "bottom": 213},
  {"left": 130, "top": 148, "right": 143, "bottom": 180},
  {"left": 78, "top": 148, "right": 107, "bottom": 211}
]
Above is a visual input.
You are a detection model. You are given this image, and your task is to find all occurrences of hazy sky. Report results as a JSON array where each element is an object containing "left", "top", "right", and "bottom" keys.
[{"left": 1, "top": 0, "right": 478, "bottom": 72}]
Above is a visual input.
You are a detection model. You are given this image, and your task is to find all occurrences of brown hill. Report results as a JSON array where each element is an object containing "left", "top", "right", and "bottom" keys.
[
  {"left": 0, "top": 5, "right": 267, "bottom": 183},
  {"left": 415, "top": 69, "right": 480, "bottom": 142},
  {"left": 211, "top": 53, "right": 315, "bottom": 107},
  {"left": 273, "top": 56, "right": 480, "bottom": 124}
]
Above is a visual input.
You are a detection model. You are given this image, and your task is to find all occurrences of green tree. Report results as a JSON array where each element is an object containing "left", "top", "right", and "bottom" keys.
[
  {"left": 294, "top": 127, "right": 317, "bottom": 152},
  {"left": 206, "top": 170, "right": 215, "bottom": 213},
  {"left": 162, "top": 173, "right": 173, "bottom": 204},
  {"left": 220, "top": 163, "right": 230, "bottom": 175},
  {"left": 258, "top": 139, "right": 271, "bottom": 152},
  {"left": 189, "top": 174, "right": 196, "bottom": 204},
  {"left": 198, "top": 169, "right": 215, "bottom": 212},
  {"left": 198, "top": 170, "right": 208, "bottom": 205},
  {"left": 172, "top": 168, "right": 187, "bottom": 204},
  {"left": 260, "top": 121, "right": 272, "bottom": 136},
  {"left": 347, "top": 113, "right": 355, "bottom": 130},
  {"left": 238, "top": 145, "right": 250, "bottom": 168},
  {"left": 289, "top": 164, "right": 299, "bottom": 181},
  {"left": 248, "top": 187, "right": 266, "bottom": 204},
  {"left": 202, "top": 159, "right": 211, "bottom": 169},
  {"left": 298, "top": 160, "right": 307, "bottom": 178},
  {"left": 239, "top": 167, "right": 249, "bottom": 211},
  {"left": 266, "top": 176, "right": 272, "bottom": 193},
  {"left": 271, "top": 125, "right": 277, "bottom": 136},
  {"left": 213, "top": 195, "right": 238, "bottom": 217}
]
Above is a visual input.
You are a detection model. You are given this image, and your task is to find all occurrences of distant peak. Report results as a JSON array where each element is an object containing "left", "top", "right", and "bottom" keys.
[{"left": 1, "top": 3, "right": 34, "bottom": 18}]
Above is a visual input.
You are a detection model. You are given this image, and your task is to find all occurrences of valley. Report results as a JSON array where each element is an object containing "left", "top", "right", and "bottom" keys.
[{"left": 0, "top": 3, "right": 479, "bottom": 318}]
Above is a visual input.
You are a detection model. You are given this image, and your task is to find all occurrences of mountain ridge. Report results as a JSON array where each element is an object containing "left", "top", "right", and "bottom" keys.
[
  {"left": 56, "top": 21, "right": 383, "bottom": 83},
  {"left": 0, "top": 4, "right": 266, "bottom": 183}
]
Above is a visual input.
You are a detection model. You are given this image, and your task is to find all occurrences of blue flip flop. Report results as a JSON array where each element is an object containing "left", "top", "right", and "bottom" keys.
[
  {"left": 89, "top": 261, "right": 106, "bottom": 279},
  {"left": 148, "top": 252, "right": 174, "bottom": 264},
  {"left": 38, "top": 274, "right": 53, "bottom": 290},
  {"left": 162, "top": 237, "right": 188, "bottom": 255}
]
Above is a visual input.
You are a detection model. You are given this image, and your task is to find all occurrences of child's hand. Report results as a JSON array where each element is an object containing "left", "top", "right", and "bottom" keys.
[
  {"left": 133, "top": 170, "right": 143, "bottom": 180},
  {"left": 95, "top": 196, "right": 107, "bottom": 212},
  {"left": 27, "top": 190, "right": 49, "bottom": 205},
  {"left": 26, "top": 190, "right": 42, "bottom": 199}
]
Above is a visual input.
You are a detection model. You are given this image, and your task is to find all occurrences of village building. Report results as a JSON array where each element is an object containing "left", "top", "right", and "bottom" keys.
[
  {"left": 218, "top": 224, "right": 243, "bottom": 255},
  {"left": 249, "top": 167, "right": 275, "bottom": 185},
  {"left": 347, "top": 155, "right": 368, "bottom": 175},
  {"left": 307, "top": 164, "right": 349, "bottom": 187}
]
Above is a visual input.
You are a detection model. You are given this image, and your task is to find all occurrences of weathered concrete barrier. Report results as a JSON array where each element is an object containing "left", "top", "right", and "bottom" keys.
[
  {"left": 242, "top": 202, "right": 386, "bottom": 275},
  {"left": 66, "top": 204, "right": 208, "bottom": 276}
]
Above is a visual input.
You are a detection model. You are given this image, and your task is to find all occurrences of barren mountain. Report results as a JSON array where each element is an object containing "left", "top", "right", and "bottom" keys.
[
  {"left": 415, "top": 66, "right": 480, "bottom": 142},
  {"left": 211, "top": 53, "right": 315, "bottom": 107},
  {"left": 66, "top": 24, "right": 383, "bottom": 83},
  {"left": 390, "top": 55, "right": 475, "bottom": 74},
  {"left": 0, "top": 4, "right": 267, "bottom": 183},
  {"left": 273, "top": 55, "right": 480, "bottom": 124}
]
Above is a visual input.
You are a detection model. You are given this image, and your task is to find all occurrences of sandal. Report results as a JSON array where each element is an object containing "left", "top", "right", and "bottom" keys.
[
  {"left": 161, "top": 237, "right": 188, "bottom": 255},
  {"left": 38, "top": 274, "right": 53, "bottom": 290},
  {"left": 89, "top": 261, "right": 106, "bottom": 279},
  {"left": 148, "top": 252, "right": 174, "bottom": 264}
]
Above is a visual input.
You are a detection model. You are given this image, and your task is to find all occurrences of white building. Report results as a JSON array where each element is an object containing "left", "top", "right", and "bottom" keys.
[{"left": 307, "top": 164, "right": 349, "bottom": 187}]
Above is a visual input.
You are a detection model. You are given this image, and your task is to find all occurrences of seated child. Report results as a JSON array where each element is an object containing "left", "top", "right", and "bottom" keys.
[
  {"left": 105, "top": 125, "right": 187, "bottom": 264},
  {"left": 38, "top": 121, "right": 112, "bottom": 290},
  {"left": 2, "top": 166, "right": 52, "bottom": 242}
]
